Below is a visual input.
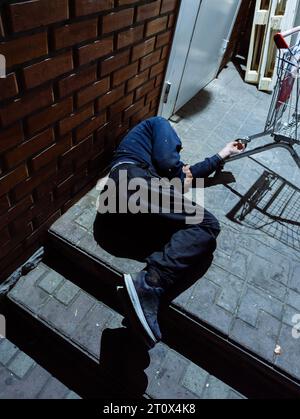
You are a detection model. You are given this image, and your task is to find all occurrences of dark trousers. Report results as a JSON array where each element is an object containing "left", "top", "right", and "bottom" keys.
[{"left": 94, "top": 163, "right": 220, "bottom": 289}]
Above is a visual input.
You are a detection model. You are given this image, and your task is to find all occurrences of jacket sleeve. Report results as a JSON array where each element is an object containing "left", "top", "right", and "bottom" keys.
[
  {"left": 189, "top": 154, "right": 224, "bottom": 178},
  {"left": 149, "top": 117, "right": 223, "bottom": 181}
]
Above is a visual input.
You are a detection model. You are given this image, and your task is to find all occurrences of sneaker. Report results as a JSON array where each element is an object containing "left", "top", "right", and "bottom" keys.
[{"left": 121, "top": 271, "right": 163, "bottom": 348}]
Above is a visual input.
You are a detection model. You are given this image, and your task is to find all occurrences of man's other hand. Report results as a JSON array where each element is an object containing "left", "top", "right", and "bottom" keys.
[
  {"left": 183, "top": 165, "right": 193, "bottom": 191},
  {"left": 218, "top": 141, "right": 246, "bottom": 160}
]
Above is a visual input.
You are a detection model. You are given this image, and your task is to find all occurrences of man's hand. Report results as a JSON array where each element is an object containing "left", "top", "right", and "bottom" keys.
[
  {"left": 182, "top": 140, "right": 245, "bottom": 189},
  {"left": 218, "top": 141, "right": 246, "bottom": 160},
  {"left": 183, "top": 165, "right": 193, "bottom": 192}
]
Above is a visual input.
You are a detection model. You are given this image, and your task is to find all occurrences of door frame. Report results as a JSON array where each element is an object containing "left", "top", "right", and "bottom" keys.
[
  {"left": 158, "top": 0, "right": 242, "bottom": 120},
  {"left": 158, "top": 0, "right": 202, "bottom": 119}
]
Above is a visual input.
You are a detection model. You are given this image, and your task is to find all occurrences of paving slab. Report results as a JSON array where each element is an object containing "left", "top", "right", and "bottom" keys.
[
  {"left": 7, "top": 263, "right": 244, "bottom": 399},
  {"left": 0, "top": 338, "right": 80, "bottom": 399}
]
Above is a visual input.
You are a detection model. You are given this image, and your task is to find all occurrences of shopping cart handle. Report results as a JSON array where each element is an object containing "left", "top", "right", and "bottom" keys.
[{"left": 274, "top": 26, "right": 300, "bottom": 49}]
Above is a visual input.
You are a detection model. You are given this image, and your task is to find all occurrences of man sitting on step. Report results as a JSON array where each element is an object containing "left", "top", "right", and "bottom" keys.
[{"left": 94, "top": 116, "right": 244, "bottom": 348}]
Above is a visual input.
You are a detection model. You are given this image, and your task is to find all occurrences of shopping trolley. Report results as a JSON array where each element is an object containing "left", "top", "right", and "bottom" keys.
[
  {"left": 227, "top": 169, "right": 300, "bottom": 251},
  {"left": 228, "top": 26, "right": 300, "bottom": 169}
]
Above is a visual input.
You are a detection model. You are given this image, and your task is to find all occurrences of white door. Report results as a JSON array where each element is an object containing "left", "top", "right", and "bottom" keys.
[{"left": 159, "top": 0, "right": 242, "bottom": 119}]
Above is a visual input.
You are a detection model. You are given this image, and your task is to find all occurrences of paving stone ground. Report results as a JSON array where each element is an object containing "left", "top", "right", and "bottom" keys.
[
  {"left": 0, "top": 337, "right": 80, "bottom": 399},
  {"left": 174, "top": 62, "right": 300, "bottom": 379},
  {"left": 50, "top": 62, "right": 300, "bottom": 383},
  {"left": 7, "top": 263, "right": 244, "bottom": 399}
]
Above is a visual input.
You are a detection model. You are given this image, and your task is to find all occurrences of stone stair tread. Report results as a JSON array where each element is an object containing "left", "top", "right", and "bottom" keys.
[
  {"left": 48, "top": 187, "right": 300, "bottom": 387},
  {"left": 7, "top": 262, "right": 245, "bottom": 400},
  {"left": 0, "top": 337, "right": 80, "bottom": 399},
  {"left": 50, "top": 188, "right": 144, "bottom": 275}
]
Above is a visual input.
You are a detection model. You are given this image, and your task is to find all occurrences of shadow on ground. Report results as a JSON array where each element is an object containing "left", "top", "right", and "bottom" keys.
[{"left": 99, "top": 327, "right": 150, "bottom": 398}]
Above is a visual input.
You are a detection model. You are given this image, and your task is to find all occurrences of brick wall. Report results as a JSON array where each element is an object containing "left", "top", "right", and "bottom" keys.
[{"left": 0, "top": 0, "right": 179, "bottom": 282}]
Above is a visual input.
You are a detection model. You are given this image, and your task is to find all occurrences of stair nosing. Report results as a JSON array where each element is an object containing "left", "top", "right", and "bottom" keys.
[{"left": 46, "top": 229, "right": 300, "bottom": 396}]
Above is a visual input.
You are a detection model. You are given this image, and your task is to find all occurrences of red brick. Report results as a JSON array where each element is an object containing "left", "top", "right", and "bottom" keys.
[
  {"left": 74, "top": 0, "right": 114, "bottom": 16},
  {"left": 146, "top": 16, "right": 168, "bottom": 36},
  {"left": 0, "top": 195, "right": 10, "bottom": 216},
  {"left": 103, "top": 9, "right": 134, "bottom": 34},
  {"left": 0, "top": 227, "right": 11, "bottom": 253},
  {"left": 168, "top": 13, "right": 176, "bottom": 29},
  {"left": 9, "top": 0, "right": 69, "bottom": 33},
  {"left": 101, "top": 116, "right": 127, "bottom": 146},
  {"left": 114, "top": 123, "right": 129, "bottom": 144},
  {"left": 0, "top": 86, "right": 53, "bottom": 127},
  {"left": 23, "top": 52, "right": 73, "bottom": 89},
  {"left": 73, "top": 153, "right": 91, "bottom": 171},
  {"left": 161, "top": 0, "right": 178, "bottom": 14},
  {"left": 155, "top": 72, "right": 164, "bottom": 87},
  {"left": 11, "top": 213, "right": 33, "bottom": 234},
  {"left": 57, "top": 156, "right": 73, "bottom": 180},
  {"left": 136, "top": 79, "right": 155, "bottom": 99},
  {"left": 0, "top": 227, "right": 10, "bottom": 247},
  {"left": 97, "top": 85, "right": 125, "bottom": 112},
  {"left": 0, "top": 73, "right": 19, "bottom": 101},
  {"left": 27, "top": 96, "right": 73, "bottom": 136},
  {"left": 53, "top": 19, "right": 98, "bottom": 50},
  {"left": 0, "top": 123, "right": 23, "bottom": 154},
  {"left": 92, "top": 128, "right": 107, "bottom": 154},
  {"left": 58, "top": 65, "right": 97, "bottom": 98},
  {"left": 118, "top": 0, "right": 136, "bottom": 5},
  {"left": 59, "top": 104, "right": 94, "bottom": 136},
  {"left": 117, "top": 25, "right": 144, "bottom": 49},
  {"left": 0, "top": 14, "right": 4, "bottom": 37},
  {"left": 77, "top": 77, "right": 110, "bottom": 107},
  {"left": 75, "top": 112, "right": 107, "bottom": 143},
  {"left": 156, "top": 30, "right": 172, "bottom": 48},
  {"left": 136, "top": 0, "right": 161, "bottom": 21},
  {"left": 150, "top": 97, "right": 159, "bottom": 111},
  {"left": 132, "top": 38, "right": 155, "bottom": 61},
  {"left": 12, "top": 162, "right": 56, "bottom": 201},
  {"left": 146, "top": 85, "right": 161, "bottom": 104},
  {"left": 12, "top": 217, "right": 32, "bottom": 236},
  {"left": 0, "top": 32, "right": 48, "bottom": 68},
  {"left": 62, "top": 136, "right": 93, "bottom": 165},
  {"left": 101, "top": 50, "right": 130, "bottom": 76},
  {"left": 113, "top": 62, "right": 138, "bottom": 86},
  {"left": 140, "top": 49, "right": 161, "bottom": 71},
  {"left": 32, "top": 201, "right": 60, "bottom": 229},
  {"left": 110, "top": 94, "right": 133, "bottom": 115},
  {"left": 0, "top": 165, "right": 28, "bottom": 197},
  {"left": 4, "top": 128, "right": 54, "bottom": 169},
  {"left": 0, "top": 243, "right": 25, "bottom": 274},
  {"left": 150, "top": 59, "right": 166, "bottom": 78},
  {"left": 31, "top": 134, "right": 72, "bottom": 171},
  {"left": 0, "top": 196, "right": 33, "bottom": 229},
  {"left": 161, "top": 45, "right": 169, "bottom": 60},
  {"left": 78, "top": 37, "right": 113, "bottom": 65},
  {"left": 131, "top": 103, "right": 151, "bottom": 125},
  {"left": 127, "top": 69, "right": 149, "bottom": 92},
  {"left": 33, "top": 181, "right": 54, "bottom": 201},
  {"left": 124, "top": 97, "right": 145, "bottom": 119},
  {"left": 28, "top": 218, "right": 59, "bottom": 249},
  {"left": 55, "top": 174, "right": 73, "bottom": 197}
]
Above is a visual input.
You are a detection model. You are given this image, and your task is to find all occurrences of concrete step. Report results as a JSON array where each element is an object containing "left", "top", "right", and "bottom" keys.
[
  {"left": 0, "top": 337, "right": 80, "bottom": 399},
  {"left": 47, "top": 187, "right": 300, "bottom": 398},
  {"left": 4, "top": 259, "right": 244, "bottom": 399}
]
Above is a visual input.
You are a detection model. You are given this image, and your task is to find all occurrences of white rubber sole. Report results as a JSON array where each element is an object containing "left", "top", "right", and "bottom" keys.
[{"left": 124, "top": 274, "right": 157, "bottom": 345}]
